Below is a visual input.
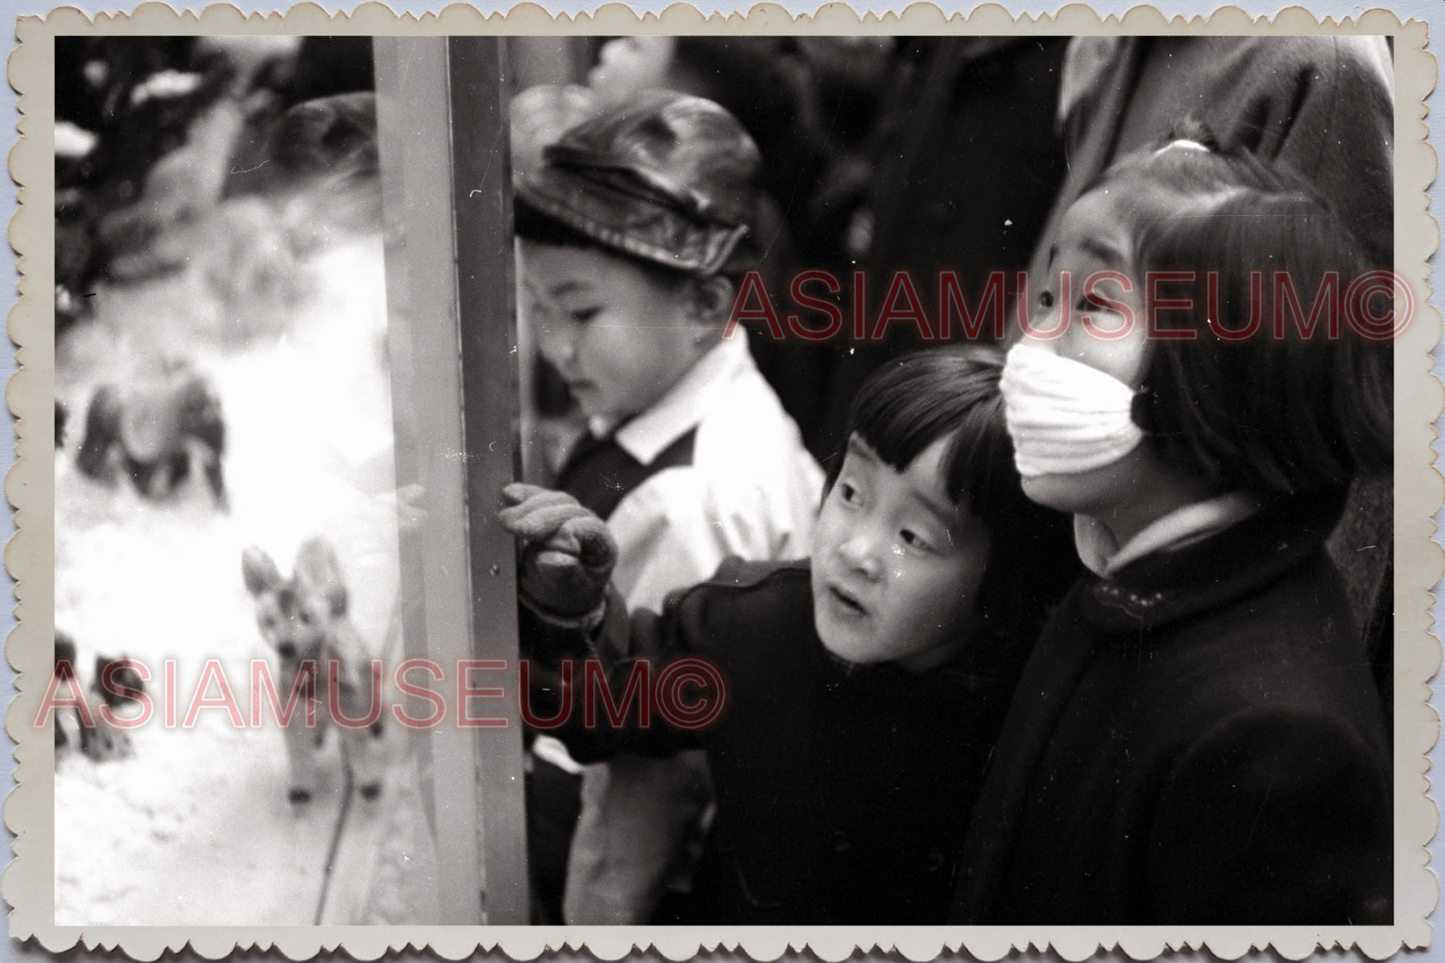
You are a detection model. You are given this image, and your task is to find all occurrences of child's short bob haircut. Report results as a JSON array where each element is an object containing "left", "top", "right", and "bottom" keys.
[
  {"left": 513, "top": 89, "right": 764, "bottom": 286},
  {"left": 838, "top": 347, "right": 1079, "bottom": 635},
  {"left": 1091, "top": 123, "right": 1393, "bottom": 499}
]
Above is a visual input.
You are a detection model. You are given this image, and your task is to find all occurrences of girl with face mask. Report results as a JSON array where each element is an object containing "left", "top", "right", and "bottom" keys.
[{"left": 955, "top": 130, "right": 1395, "bottom": 925}]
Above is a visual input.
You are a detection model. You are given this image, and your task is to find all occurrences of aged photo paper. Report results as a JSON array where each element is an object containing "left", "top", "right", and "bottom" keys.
[{"left": 4, "top": 4, "right": 1439, "bottom": 961}]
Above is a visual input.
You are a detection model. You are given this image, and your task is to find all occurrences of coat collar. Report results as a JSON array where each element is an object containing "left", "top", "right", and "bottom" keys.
[
  {"left": 1074, "top": 491, "right": 1263, "bottom": 577},
  {"left": 1078, "top": 489, "right": 1348, "bottom": 634}
]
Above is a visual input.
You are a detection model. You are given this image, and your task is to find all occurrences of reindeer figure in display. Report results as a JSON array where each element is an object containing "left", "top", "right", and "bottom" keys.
[{"left": 242, "top": 537, "right": 387, "bottom": 805}]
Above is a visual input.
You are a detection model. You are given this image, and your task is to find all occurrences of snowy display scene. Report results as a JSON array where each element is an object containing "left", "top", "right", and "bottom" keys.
[{"left": 51, "top": 36, "right": 441, "bottom": 925}]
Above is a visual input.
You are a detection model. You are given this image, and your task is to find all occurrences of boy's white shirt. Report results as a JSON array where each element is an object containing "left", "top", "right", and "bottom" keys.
[
  {"left": 595, "top": 333, "right": 825, "bottom": 612},
  {"left": 558, "top": 333, "right": 824, "bottom": 927},
  {"left": 536, "top": 336, "right": 823, "bottom": 776},
  {"left": 1075, "top": 490, "right": 1263, "bottom": 578}
]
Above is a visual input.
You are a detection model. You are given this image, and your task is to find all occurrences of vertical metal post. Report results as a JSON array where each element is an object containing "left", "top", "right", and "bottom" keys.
[
  {"left": 447, "top": 36, "right": 532, "bottom": 927},
  {"left": 373, "top": 35, "right": 529, "bottom": 926}
]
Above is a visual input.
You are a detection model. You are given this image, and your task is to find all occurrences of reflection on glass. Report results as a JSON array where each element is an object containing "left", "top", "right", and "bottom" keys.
[{"left": 52, "top": 36, "right": 439, "bottom": 925}]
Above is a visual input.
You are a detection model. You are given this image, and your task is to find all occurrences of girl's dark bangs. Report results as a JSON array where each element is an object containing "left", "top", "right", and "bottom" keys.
[{"left": 848, "top": 350, "right": 1009, "bottom": 506}]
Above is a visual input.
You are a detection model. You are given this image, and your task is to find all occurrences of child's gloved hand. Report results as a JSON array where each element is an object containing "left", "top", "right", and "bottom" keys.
[{"left": 499, "top": 483, "right": 617, "bottom": 620}]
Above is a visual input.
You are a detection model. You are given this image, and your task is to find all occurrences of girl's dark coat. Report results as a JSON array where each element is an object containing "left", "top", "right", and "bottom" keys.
[
  {"left": 951, "top": 493, "right": 1393, "bottom": 925},
  {"left": 523, "top": 559, "right": 1027, "bottom": 925}
]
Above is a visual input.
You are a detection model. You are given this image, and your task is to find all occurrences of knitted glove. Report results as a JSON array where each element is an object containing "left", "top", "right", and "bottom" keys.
[{"left": 499, "top": 483, "right": 617, "bottom": 623}]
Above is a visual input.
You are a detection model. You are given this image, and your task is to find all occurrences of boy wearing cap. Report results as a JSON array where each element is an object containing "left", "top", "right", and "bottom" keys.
[{"left": 514, "top": 90, "right": 824, "bottom": 925}]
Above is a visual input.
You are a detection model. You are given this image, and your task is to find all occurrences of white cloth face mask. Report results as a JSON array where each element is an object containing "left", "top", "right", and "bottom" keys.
[{"left": 1000, "top": 343, "right": 1145, "bottom": 477}]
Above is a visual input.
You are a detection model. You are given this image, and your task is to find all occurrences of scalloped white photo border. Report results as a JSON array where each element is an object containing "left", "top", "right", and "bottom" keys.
[{"left": 4, "top": 5, "right": 1438, "bottom": 960}]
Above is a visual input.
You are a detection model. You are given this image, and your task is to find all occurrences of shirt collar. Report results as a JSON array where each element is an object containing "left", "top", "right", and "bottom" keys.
[
  {"left": 1075, "top": 490, "right": 1263, "bottom": 577},
  {"left": 605, "top": 336, "right": 753, "bottom": 466}
]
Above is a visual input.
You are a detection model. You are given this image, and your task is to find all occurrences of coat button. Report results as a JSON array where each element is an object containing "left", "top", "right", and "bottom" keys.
[
  {"left": 829, "top": 831, "right": 852, "bottom": 854},
  {"left": 924, "top": 848, "right": 946, "bottom": 872}
]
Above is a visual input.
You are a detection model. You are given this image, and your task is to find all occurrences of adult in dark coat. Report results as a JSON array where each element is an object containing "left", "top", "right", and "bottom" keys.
[
  {"left": 951, "top": 492, "right": 1392, "bottom": 924},
  {"left": 813, "top": 37, "right": 1071, "bottom": 457},
  {"left": 523, "top": 560, "right": 1030, "bottom": 925},
  {"left": 1029, "top": 36, "right": 1393, "bottom": 279}
]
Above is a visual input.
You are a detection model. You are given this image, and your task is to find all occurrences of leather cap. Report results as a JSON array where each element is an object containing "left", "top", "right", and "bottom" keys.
[{"left": 515, "top": 89, "right": 762, "bottom": 276}]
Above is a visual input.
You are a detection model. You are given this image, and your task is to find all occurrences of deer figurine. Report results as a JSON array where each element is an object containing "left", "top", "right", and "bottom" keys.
[{"left": 241, "top": 537, "right": 387, "bottom": 804}]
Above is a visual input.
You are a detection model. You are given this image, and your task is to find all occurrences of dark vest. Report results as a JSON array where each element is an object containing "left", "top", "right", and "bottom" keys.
[{"left": 555, "top": 428, "right": 697, "bottom": 520}]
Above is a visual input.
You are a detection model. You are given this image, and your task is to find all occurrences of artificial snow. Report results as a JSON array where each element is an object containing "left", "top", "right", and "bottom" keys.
[{"left": 54, "top": 190, "right": 441, "bottom": 925}]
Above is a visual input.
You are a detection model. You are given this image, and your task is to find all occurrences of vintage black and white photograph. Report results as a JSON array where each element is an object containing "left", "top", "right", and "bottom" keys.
[{"left": 20, "top": 14, "right": 1430, "bottom": 952}]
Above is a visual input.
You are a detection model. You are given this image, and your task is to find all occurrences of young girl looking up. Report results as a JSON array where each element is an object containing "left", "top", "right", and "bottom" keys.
[
  {"left": 502, "top": 348, "right": 1078, "bottom": 924},
  {"left": 956, "top": 131, "right": 1394, "bottom": 925}
]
